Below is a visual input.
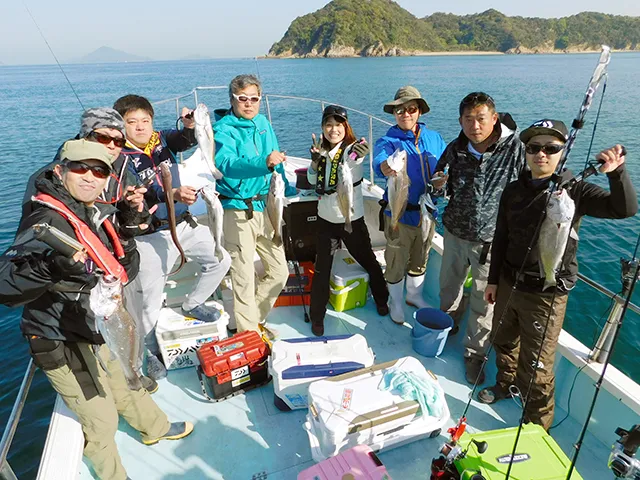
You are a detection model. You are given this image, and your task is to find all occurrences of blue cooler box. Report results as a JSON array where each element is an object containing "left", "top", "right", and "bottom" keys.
[{"left": 269, "top": 334, "right": 375, "bottom": 411}]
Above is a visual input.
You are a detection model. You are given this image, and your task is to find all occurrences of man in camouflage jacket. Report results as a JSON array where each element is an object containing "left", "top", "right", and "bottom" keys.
[{"left": 433, "top": 92, "right": 525, "bottom": 383}]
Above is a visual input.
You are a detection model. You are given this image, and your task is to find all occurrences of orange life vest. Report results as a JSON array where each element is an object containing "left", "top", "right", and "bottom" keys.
[{"left": 32, "top": 193, "right": 129, "bottom": 283}]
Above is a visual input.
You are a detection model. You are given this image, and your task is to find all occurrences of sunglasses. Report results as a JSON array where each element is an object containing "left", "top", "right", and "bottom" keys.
[
  {"left": 232, "top": 93, "right": 261, "bottom": 104},
  {"left": 525, "top": 143, "right": 565, "bottom": 155},
  {"left": 88, "top": 131, "right": 126, "bottom": 148},
  {"left": 394, "top": 105, "right": 420, "bottom": 116},
  {"left": 461, "top": 92, "right": 495, "bottom": 106},
  {"left": 64, "top": 160, "right": 112, "bottom": 179},
  {"left": 323, "top": 105, "right": 348, "bottom": 120}
]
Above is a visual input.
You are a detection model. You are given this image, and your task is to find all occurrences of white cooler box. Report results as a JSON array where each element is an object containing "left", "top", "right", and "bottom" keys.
[
  {"left": 269, "top": 334, "right": 375, "bottom": 411},
  {"left": 305, "top": 356, "right": 450, "bottom": 461},
  {"left": 156, "top": 300, "right": 229, "bottom": 370}
]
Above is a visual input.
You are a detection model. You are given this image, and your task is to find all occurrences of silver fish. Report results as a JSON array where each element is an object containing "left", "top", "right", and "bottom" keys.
[
  {"left": 266, "top": 171, "right": 286, "bottom": 246},
  {"left": 539, "top": 189, "right": 578, "bottom": 291},
  {"left": 418, "top": 193, "right": 436, "bottom": 242},
  {"left": 337, "top": 161, "right": 355, "bottom": 233},
  {"left": 193, "top": 103, "right": 222, "bottom": 180},
  {"left": 89, "top": 275, "right": 142, "bottom": 391},
  {"left": 200, "top": 183, "right": 225, "bottom": 259},
  {"left": 387, "top": 149, "right": 410, "bottom": 237}
]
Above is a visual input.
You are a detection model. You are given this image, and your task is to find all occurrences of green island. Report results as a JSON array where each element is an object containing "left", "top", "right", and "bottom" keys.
[{"left": 268, "top": 0, "right": 640, "bottom": 57}]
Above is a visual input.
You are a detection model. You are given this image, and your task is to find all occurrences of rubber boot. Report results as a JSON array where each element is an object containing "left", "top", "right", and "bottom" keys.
[
  {"left": 388, "top": 280, "right": 405, "bottom": 325},
  {"left": 405, "top": 274, "right": 430, "bottom": 309}
]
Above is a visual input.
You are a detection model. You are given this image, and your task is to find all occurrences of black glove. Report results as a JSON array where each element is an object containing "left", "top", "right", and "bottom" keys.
[
  {"left": 352, "top": 141, "right": 370, "bottom": 158},
  {"left": 45, "top": 251, "right": 90, "bottom": 283},
  {"left": 310, "top": 149, "right": 323, "bottom": 171}
]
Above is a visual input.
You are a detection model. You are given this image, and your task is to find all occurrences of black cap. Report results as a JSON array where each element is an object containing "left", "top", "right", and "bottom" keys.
[
  {"left": 322, "top": 105, "right": 348, "bottom": 124},
  {"left": 520, "top": 119, "right": 569, "bottom": 144}
]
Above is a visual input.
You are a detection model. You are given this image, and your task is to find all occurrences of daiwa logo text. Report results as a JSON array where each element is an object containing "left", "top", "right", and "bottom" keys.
[{"left": 496, "top": 453, "right": 531, "bottom": 464}]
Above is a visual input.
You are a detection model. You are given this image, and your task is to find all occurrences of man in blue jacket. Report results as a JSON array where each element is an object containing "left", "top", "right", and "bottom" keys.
[
  {"left": 373, "top": 86, "right": 447, "bottom": 325},
  {"left": 214, "top": 74, "right": 296, "bottom": 336}
]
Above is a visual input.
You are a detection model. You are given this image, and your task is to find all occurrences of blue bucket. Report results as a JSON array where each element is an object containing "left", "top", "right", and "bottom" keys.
[{"left": 411, "top": 308, "right": 453, "bottom": 357}]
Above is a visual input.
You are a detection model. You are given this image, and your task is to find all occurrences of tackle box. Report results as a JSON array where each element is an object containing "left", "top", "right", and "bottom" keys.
[
  {"left": 155, "top": 300, "right": 229, "bottom": 370},
  {"left": 274, "top": 261, "right": 315, "bottom": 308},
  {"left": 297, "top": 444, "right": 392, "bottom": 480},
  {"left": 329, "top": 249, "right": 370, "bottom": 312},
  {"left": 196, "top": 330, "right": 271, "bottom": 401},
  {"left": 305, "top": 356, "right": 450, "bottom": 462},
  {"left": 269, "top": 334, "right": 375, "bottom": 411},
  {"left": 453, "top": 423, "right": 584, "bottom": 480}
]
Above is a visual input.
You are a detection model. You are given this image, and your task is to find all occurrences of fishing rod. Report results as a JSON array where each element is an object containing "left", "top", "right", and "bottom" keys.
[
  {"left": 502, "top": 45, "right": 612, "bottom": 480},
  {"left": 22, "top": 1, "right": 85, "bottom": 110},
  {"left": 430, "top": 45, "right": 614, "bottom": 479},
  {"left": 567, "top": 234, "right": 640, "bottom": 479}
]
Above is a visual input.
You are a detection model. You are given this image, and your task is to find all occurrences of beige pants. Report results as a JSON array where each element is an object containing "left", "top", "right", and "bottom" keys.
[
  {"left": 223, "top": 209, "right": 289, "bottom": 332},
  {"left": 44, "top": 344, "right": 170, "bottom": 480},
  {"left": 439, "top": 227, "right": 494, "bottom": 359},
  {"left": 383, "top": 215, "right": 435, "bottom": 284}
]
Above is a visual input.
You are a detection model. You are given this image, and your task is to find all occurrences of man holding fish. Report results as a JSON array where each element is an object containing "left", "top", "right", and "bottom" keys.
[
  {"left": 478, "top": 120, "right": 637, "bottom": 430},
  {"left": 0, "top": 140, "right": 193, "bottom": 480},
  {"left": 373, "top": 86, "right": 447, "bottom": 325},
  {"left": 114, "top": 94, "right": 231, "bottom": 381},
  {"left": 214, "top": 74, "right": 296, "bottom": 338}
]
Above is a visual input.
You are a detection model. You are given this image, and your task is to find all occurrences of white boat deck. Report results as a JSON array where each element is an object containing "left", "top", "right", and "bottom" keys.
[{"left": 70, "top": 251, "right": 612, "bottom": 480}]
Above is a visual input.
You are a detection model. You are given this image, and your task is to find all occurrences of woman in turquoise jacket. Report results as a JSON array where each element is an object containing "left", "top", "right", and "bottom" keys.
[{"left": 214, "top": 74, "right": 295, "bottom": 337}]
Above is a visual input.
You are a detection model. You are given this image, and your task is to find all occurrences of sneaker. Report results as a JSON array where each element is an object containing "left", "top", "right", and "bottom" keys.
[
  {"left": 477, "top": 385, "right": 510, "bottom": 405},
  {"left": 146, "top": 354, "right": 167, "bottom": 381},
  {"left": 141, "top": 375, "right": 158, "bottom": 394},
  {"left": 376, "top": 303, "right": 390, "bottom": 316},
  {"left": 464, "top": 357, "right": 485, "bottom": 385},
  {"left": 182, "top": 304, "right": 222, "bottom": 323},
  {"left": 142, "top": 421, "right": 194, "bottom": 446}
]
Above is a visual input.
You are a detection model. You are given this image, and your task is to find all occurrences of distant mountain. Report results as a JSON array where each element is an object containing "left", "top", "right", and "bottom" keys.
[
  {"left": 268, "top": 0, "right": 640, "bottom": 57},
  {"left": 74, "top": 46, "right": 152, "bottom": 64}
]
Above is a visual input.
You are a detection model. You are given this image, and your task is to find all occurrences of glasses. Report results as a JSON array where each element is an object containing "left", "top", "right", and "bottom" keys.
[
  {"left": 525, "top": 143, "right": 565, "bottom": 155},
  {"left": 64, "top": 161, "right": 111, "bottom": 179},
  {"left": 394, "top": 105, "right": 420, "bottom": 116},
  {"left": 323, "top": 105, "right": 348, "bottom": 120},
  {"left": 88, "top": 131, "right": 126, "bottom": 148},
  {"left": 232, "top": 93, "right": 261, "bottom": 104}
]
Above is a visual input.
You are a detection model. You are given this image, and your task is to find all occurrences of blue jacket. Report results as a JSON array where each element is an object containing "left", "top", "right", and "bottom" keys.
[
  {"left": 373, "top": 123, "right": 447, "bottom": 227},
  {"left": 214, "top": 109, "right": 295, "bottom": 212}
]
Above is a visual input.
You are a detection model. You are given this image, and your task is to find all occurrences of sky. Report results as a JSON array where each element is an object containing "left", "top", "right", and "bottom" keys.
[{"left": 1, "top": 0, "right": 639, "bottom": 65}]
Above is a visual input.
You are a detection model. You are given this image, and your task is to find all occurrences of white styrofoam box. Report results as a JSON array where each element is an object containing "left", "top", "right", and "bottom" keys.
[
  {"left": 269, "top": 334, "right": 375, "bottom": 411},
  {"left": 156, "top": 300, "right": 229, "bottom": 370},
  {"left": 305, "top": 356, "right": 450, "bottom": 461}
]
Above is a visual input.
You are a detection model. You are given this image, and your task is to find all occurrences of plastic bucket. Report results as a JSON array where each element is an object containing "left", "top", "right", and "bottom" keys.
[{"left": 411, "top": 308, "right": 453, "bottom": 357}]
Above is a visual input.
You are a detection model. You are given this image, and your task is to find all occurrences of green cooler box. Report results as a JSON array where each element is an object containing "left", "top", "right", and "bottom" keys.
[
  {"left": 455, "top": 423, "right": 584, "bottom": 480},
  {"left": 329, "top": 250, "right": 369, "bottom": 312}
]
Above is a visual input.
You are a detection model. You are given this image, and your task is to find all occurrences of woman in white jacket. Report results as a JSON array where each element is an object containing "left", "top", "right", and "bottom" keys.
[{"left": 307, "top": 105, "right": 389, "bottom": 336}]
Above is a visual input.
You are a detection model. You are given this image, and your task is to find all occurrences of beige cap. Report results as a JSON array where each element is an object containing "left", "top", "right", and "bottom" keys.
[
  {"left": 383, "top": 85, "right": 430, "bottom": 114},
  {"left": 60, "top": 139, "right": 114, "bottom": 168}
]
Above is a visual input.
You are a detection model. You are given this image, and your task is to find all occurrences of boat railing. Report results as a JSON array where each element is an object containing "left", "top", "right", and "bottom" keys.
[
  {"left": 1, "top": 89, "right": 637, "bottom": 478},
  {"left": 0, "top": 360, "right": 36, "bottom": 480},
  {"left": 150, "top": 86, "right": 394, "bottom": 186}
]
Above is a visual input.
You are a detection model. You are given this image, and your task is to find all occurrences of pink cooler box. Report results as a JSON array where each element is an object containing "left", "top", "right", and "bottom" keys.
[{"left": 297, "top": 445, "right": 392, "bottom": 480}]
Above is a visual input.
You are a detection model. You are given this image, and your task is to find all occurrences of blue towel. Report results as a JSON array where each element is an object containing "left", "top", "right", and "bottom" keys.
[{"left": 379, "top": 369, "right": 444, "bottom": 418}]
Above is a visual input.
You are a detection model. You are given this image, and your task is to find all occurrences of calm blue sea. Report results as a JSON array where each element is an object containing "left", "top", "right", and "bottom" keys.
[{"left": 0, "top": 54, "right": 639, "bottom": 478}]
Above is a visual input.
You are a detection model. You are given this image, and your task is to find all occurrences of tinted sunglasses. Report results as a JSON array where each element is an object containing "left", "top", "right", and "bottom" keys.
[
  {"left": 232, "top": 93, "right": 261, "bottom": 104},
  {"left": 64, "top": 160, "right": 111, "bottom": 179},
  {"left": 323, "top": 105, "right": 348, "bottom": 120},
  {"left": 461, "top": 92, "right": 495, "bottom": 106},
  {"left": 88, "top": 131, "right": 126, "bottom": 148},
  {"left": 525, "top": 143, "right": 565, "bottom": 155},
  {"left": 394, "top": 105, "right": 420, "bottom": 116}
]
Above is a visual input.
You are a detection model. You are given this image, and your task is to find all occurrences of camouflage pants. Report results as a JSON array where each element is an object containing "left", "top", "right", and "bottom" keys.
[{"left": 492, "top": 273, "right": 568, "bottom": 431}]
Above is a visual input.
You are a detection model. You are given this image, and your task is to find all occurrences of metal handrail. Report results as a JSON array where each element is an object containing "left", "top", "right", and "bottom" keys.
[
  {"left": 577, "top": 272, "right": 640, "bottom": 316},
  {"left": 0, "top": 359, "right": 36, "bottom": 479}
]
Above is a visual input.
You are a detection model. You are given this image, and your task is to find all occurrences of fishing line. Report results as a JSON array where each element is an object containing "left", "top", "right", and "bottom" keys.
[
  {"left": 504, "top": 73, "right": 610, "bottom": 480},
  {"left": 22, "top": 1, "right": 85, "bottom": 110}
]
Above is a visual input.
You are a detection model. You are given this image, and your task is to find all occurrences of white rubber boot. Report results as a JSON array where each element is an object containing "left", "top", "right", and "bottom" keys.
[
  {"left": 388, "top": 280, "right": 406, "bottom": 325},
  {"left": 405, "top": 274, "right": 430, "bottom": 309}
]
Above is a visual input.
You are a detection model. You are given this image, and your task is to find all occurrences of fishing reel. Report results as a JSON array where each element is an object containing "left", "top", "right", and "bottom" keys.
[
  {"left": 609, "top": 425, "right": 640, "bottom": 479},
  {"left": 430, "top": 418, "right": 488, "bottom": 480}
]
